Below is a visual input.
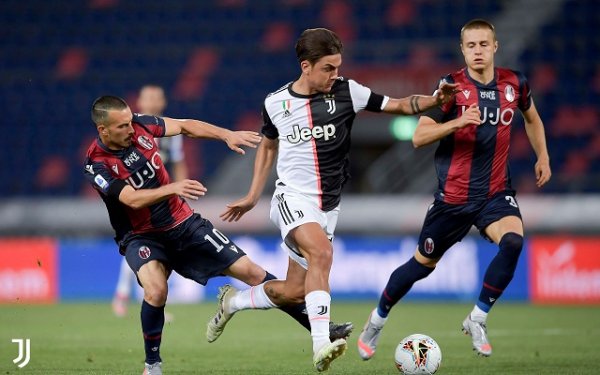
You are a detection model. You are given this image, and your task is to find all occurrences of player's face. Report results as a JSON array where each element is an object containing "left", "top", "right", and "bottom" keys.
[
  {"left": 303, "top": 54, "right": 342, "bottom": 94},
  {"left": 101, "top": 107, "right": 135, "bottom": 150},
  {"left": 137, "top": 87, "right": 166, "bottom": 116},
  {"left": 460, "top": 28, "right": 497, "bottom": 73}
]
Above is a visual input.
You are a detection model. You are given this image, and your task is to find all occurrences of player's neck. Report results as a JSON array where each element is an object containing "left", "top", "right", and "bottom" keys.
[
  {"left": 467, "top": 66, "right": 495, "bottom": 85},
  {"left": 291, "top": 77, "right": 316, "bottom": 96}
]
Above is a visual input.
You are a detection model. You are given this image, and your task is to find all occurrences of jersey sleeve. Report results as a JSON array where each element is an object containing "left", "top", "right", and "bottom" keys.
[
  {"left": 514, "top": 70, "right": 532, "bottom": 112},
  {"left": 348, "top": 79, "right": 389, "bottom": 113},
  {"left": 261, "top": 104, "right": 279, "bottom": 139},
  {"left": 133, "top": 113, "right": 166, "bottom": 138},
  {"left": 84, "top": 158, "right": 127, "bottom": 198},
  {"left": 421, "top": 75, "right": 454, "bottom": 123}
]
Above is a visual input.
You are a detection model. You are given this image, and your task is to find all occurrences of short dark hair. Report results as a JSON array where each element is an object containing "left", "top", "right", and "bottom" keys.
[
  {"left": 295, "top": 28, "right": 343, "bottom": 64},
  {"left": 91, "top": 95, "right": 128, "bottom": 125},
  {"left": 460, "top": 19, "right": 496, "bottom": 43}
]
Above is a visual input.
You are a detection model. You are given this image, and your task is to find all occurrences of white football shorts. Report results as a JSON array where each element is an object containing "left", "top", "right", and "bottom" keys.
[{"left": 269, "top": 184, "right": 340, "bottom": 269}]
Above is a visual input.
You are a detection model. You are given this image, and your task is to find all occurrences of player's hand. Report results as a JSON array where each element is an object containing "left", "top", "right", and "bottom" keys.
[
  {"left": 456, "top": 103, "right": 481, "bottom": 129},
  {"left": 171, "top": 179, "right": 207, "bottom": 200},
  {"left": 435, "top": 81, "right": 460, "bottom": 104},
  {"left": 224, "top": 131, "right": 262, "bottom": 155},
  {"left": 535, "top": 158, "right": 551, "bottom": 187},
  {"left": 220, "top": 196, "right": 257, "bottom": 222}
]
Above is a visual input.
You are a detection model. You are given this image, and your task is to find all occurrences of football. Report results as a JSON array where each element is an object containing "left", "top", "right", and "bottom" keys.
[{"left": 394, "top": 333, "right": 442, "bottom": 374}]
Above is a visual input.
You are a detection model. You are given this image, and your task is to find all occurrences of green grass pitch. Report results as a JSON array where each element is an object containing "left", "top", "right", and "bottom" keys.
[{"left": 1, "top": 302, "right": 598, "bottom": 374}]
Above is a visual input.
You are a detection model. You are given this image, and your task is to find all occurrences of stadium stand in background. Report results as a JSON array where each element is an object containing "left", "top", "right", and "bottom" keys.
[{"left": 0, "top": 0, "right": 598, "bottom": 197}]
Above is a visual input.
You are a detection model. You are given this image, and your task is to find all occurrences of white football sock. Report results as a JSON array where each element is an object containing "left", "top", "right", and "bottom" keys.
[
  {"left": 306, "top": 290, "right": 331, "bottom": 353},
  {"left": 115, "top": 258, "right": 133, "bottom": 298},
  {"left": 370, "top": 308, "right": 388, "bottom": 327},
  {"left": 470, "top": 305, "right": 488, "bottom": 323},
  {"left": 228, "top": 283, "right": 277, "bottom": 314}
]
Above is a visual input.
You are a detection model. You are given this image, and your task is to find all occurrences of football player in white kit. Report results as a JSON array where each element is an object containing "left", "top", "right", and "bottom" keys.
[{"left": 208, "top": 28, "right": 458, "bottom": 372}]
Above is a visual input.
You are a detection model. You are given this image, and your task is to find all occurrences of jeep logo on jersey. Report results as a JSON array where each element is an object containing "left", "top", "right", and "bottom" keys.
[
  {"left": 126, "top": 151, "right": 162, "bottom": 188},
  {"left": 138, "top": 135, "right": 154, "bottom": 150},
  {"left": 287, "top": 124, "right": 336, "bottom": 144}
]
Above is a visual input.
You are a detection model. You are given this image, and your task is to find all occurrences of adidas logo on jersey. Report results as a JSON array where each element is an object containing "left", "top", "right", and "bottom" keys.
[{"left": 287, "top": 124, "right": 336, "bottom": 144}]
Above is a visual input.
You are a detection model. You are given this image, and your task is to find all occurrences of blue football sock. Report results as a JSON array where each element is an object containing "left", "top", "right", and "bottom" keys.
[
  {"left": 141, "top": 300, "right": 164, "bottom": 364},
  {"left": 477, "top": 232, "right": 523, "bottom": 312},
  {"left": 377, "top": 257, "right": 434, "bottom": 318}
]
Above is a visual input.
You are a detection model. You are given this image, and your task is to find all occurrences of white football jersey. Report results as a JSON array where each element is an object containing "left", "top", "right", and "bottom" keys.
[{"left": 262, "top": 78, "right": 388, "bottom": 211}]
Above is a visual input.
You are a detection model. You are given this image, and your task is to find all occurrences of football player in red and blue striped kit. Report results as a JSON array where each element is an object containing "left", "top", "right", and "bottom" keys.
[
  {"left": 358, "top": 19, "right": 551, "bottom": 360},
  {"left": 84, "top": 96, "right": 351, "bottom": 375}
]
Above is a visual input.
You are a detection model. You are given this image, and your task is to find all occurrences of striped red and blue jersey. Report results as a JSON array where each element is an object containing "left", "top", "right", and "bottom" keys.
[
  {"left": 84, "top": 113, "right": 193, "bottom": 242},
  {"left": 423, "top": 67, "right": 532, "bottom": 204}
]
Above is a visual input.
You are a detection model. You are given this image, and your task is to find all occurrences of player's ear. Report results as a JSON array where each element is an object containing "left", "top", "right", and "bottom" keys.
[
  {"left": 300, "top": 60, "right": 311, "bottom": 74},
  {"left": 494, "top": 41, "right": 498, "bottom": 53}
]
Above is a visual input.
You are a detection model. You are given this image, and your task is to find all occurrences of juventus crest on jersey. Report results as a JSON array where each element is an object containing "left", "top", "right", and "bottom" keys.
[{"left": 261, "top": 78, "right": 387, "bottom": 211}]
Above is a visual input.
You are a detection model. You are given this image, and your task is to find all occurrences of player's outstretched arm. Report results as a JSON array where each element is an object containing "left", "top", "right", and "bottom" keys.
[
  {"left": 382, "top": 82, "right": 459, "bottom": 115},
  {"left": 220, "top": 137, "right": 279, "bottom": 222},
  {"left": 522, "top": 101, "right": 551, "bottom": 187},
  {"left": 413, "top": 103, "right": 481, "bottom": 148},
  {"left": 163, "top": 118, "right": 262, "bottom": 155},
  {"left": 119, "top": 180, "right": 207, "bottom": 209}
]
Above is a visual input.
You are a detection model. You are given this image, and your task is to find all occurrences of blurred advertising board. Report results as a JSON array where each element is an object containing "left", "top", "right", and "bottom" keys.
[
  {"left": 530, "top": 237, "right": 600, "bottom": 304},
  {"left": 16, "top": 235, "right": 600, "bottom": 304},
  {"left": 0, "top": 238, "right": 57, "bottom": 303}
]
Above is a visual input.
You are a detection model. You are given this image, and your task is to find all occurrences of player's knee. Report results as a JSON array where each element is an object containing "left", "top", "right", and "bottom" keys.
[
  {"left": 499, "top": 232, "right": 523, "bottom": 260},
  {"left": 306, "top": 245, "right": 333, "bottom": 270},
  {"left": 247, "top": 267, "right": 269, "bottom": 286},
  {"left": 143, "top": 284, "right": 168, "bottom": 306}
]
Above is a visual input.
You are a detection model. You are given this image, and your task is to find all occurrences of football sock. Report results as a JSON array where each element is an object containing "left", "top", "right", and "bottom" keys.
[
  {"left": 229, "top": 283, "right": 277, "bottom": 313},
  {"left": 377, "top": 257, "right": 434, "bottom": 318},
  {"left": 141, "top": 300, "right": 164, "bottom": 364},
  {"left": 263, "top": 271, "right": 311, "bottom": 331},
  {"left": 477, "top": 233, "right": 523, "bottom": 312},
  {"left": 115, "top": 258, "right": 133, "bottom": 298},
  {"left": 470, "top": 305, "right": 488, "bottom": 323},
  {"left": 369, "top": 307, "right": 388, "bottom": 327},
  {"left": 306, "top": 290, "right": 331, "bottom": 353}
]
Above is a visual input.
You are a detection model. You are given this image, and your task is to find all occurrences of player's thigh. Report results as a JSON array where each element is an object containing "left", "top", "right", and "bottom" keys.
[
  {"left": 137, "top": 260, "right": 169, "bottom": 292},
  {"left": 172, "top": 217, "right": 246, "bottom": 286},
  {"left": 476, "top": 191, "right": 524, "bottom": 244},
  {"left": 123, "top": 235, "right": 171, "bottom": 286},
  {"left": 223, "top": 255, "right": 267, "bottom": 286},
  {"left": 417, "top": 200, "right": 478, "bottom": 259},
  {"left": 289, "top": 222, "right": 333, "bottom": 261}
]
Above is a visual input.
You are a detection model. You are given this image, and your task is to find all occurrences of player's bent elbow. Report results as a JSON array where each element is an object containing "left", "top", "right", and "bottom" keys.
[{"left": 412, "top": 135, "right": 425, "bottom": 148}]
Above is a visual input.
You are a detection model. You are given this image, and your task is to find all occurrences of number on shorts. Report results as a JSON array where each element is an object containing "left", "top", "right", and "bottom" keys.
[
  {"left": 505, "top": 195, "right": 518, "bottom": 208},
  {"left": 204, "top": 228, "right": 231, "bottom": 253}
]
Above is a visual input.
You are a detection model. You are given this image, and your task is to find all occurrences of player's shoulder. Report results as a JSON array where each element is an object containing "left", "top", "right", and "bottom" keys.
[
  {"left": 265, "top": 81, "right": 293, "bottom": 101},
  {"left": 496, "top": 67, "right": 528, "bottom": 82},
  {"left": 444, "top": 68, "right": 468, "bottom": 84},
  {"left": 85, "top": 138, "right": 104, "bottom": 159}
]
